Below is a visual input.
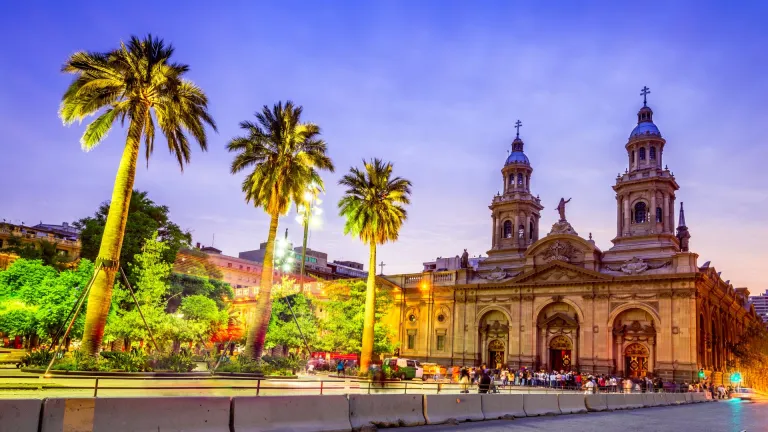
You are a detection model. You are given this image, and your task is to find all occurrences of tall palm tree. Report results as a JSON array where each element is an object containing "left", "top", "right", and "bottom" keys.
[
  {"left": 338, "top": 159, "right": 412, "bottom": 371},
  {"left": 227, "top": 101, "right": 333, "bottom": 359},
  {"left": 59, "top": 35, "right": 216, "bottom": 355}
]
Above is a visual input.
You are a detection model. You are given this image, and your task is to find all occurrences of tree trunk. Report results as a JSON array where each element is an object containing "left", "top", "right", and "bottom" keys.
[
  {"left": 245, "top": 214, "right": 279, "bottom": 359},
  {"left": 360, "top": 241, "right": 377, "bottom": 372},
  {"left": 80, "top": 114, "right": 144, "bottom": 356}
]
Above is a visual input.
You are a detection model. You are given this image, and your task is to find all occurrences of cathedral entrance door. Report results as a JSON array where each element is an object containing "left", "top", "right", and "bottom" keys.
[
  {"left": 624, "top": 343, "right": 649, "bottom": 378},
  {"left": 548, "top": 336, "right": 573, "bottom": 371},
  {"left": 488, "top": 339, "right": 505, "bottom": 369}
]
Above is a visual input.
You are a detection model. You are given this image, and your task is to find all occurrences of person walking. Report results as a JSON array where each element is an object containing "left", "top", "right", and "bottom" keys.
[
  {"left": 478, "top": 370, "right": 492, "bottom": 394},
  {"left": 336, "top": 359, "right": 345, "bottom": 377},
  {"left": 459, "top": 368, "right": 470, "bottom": 393}
]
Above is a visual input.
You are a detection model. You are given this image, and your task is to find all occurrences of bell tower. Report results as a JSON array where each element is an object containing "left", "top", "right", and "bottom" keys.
[
  {"left": 486, "top": 120, "right": 544, "bottom": 263},
  {"left": 611, "top": 87, "right": 680, "bottom": 252}
]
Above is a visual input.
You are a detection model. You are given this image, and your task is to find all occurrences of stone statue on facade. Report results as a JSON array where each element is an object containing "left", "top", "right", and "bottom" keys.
[
  {"left": 556, "top": 197, "right": 571, "bottom": 221},
  {"left": 460, "top": 249, "right": 469, "bottom": 269}
]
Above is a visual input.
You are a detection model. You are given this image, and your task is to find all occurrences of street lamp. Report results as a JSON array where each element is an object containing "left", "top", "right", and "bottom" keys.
[
  {"left": 295, "top": 183, "right": 323, "bottom": 292},
  {"left": 273, "top": 229, "right": 296, "bottom": 278}
]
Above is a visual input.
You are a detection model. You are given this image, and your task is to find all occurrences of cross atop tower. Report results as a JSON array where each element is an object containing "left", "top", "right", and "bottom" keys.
[
  {"left": 640, "top": 86, "right": 651, "bottom": 107},
  {"left": 378, "top": 261, "right": 386, "bottom": 275},
  {"left": 514, "top": 120, "right": 522, "bottom": 138}
]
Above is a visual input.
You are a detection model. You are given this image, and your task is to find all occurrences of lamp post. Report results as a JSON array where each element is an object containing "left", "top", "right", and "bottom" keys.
[
  {"left": 296, "top": 183, "right": 323, "bottom": 293},
  {"left": 273, "top": 229, "right": 296, "bottom": 279}
]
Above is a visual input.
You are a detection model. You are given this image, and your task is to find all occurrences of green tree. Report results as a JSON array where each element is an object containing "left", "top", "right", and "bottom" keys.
[
  {"left": 0, "top": 258, "right": 95, "bottom": 345},
  {"left": 2, "top": 237, "right": 73, "bottom": 270},
  {"left": 227, "top": 101, "right": 333, "bottom": 359},
  {"left": 167, "top": 273, "right": 233, "bottom": 312},
  {"left": 317, "top": 280, "right": 396, "bottom": 355},
  {"left": 75, "top": 190, "right": 192, "bottom": 284},
  {"left": 60, "top": 34, "right": 216, "bottom": 355},
  {"left": 731, "top": 322, "right": 768, "bottom": 370},
  {"left": 337, "top": 159, "right": 411, "bottom": 370},
  {"left": 265, "top": 291, "right": 318, "bottom": 355}
]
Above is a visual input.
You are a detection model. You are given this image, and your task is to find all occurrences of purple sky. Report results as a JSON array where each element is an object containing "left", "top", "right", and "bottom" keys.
[{"left": 1, "top": 1, "right": 766, "bottom": 291}]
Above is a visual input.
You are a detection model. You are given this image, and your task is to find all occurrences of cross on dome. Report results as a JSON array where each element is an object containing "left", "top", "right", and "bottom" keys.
[
  {"left": 640, "top": 86, "right": 651, "bottom": 107},
  {"left": 514, "top": 119, "right": 523, "bottom": 138}
]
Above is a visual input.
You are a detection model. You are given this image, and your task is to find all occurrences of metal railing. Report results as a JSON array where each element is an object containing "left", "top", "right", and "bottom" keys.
[{"left": 0, "top": 374, "right": 696, "bottom": 398}]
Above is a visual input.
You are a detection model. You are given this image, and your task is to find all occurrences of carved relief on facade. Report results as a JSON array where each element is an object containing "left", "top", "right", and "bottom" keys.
[
  {"left": 604, "top": 256, "right": 671, "bottom": 275},
  {"left": 478, "top": 267, "right": 519, "bottom": 281},
  {"left": 542, "top": 240, "right": 576, "bottom": 263}
]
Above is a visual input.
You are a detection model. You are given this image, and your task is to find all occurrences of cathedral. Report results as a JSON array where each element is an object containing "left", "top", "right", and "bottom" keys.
[{"left": 382, "top": 89, "right": 760, "bottom": 383}]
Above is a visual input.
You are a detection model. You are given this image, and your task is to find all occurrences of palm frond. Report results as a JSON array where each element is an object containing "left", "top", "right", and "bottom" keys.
[{"left": 80, "top": 109, "right": 116, "bottom": 150}]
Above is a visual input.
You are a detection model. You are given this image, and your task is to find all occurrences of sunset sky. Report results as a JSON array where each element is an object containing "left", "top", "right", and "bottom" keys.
[{"left": 1, "top": 1, "right": 766, "bottom": 291}]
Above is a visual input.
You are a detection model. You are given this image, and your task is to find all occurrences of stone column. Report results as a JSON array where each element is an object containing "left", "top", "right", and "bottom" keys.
[
  {"left": 527, "top": 174, "right": 531, "bottom": 192},
  {"left": 616, "top": 195, "right": 622, "bottom": 237},
  {"left": 622, "top": 196, "right": 630, "bottom": 236},
  {"left": 520, "top": 296, "right": 535, "bottom": 369},
  {"left": 668, "top": 196, "right": 675, "bottom": 233},
  {"left": 650, "top": 190, "right": 657, "bottom": 233},
  {"left": 662, "top": 192, "right": 669, "bottom": 233},
  {"left": 522, "top": 173, "right": 526, "bottom": 191},
  {"left": 514, "top": 214, "right": 520, "bottom": 244},
  {"left": 492, "top": 216, "right": 497, "bottom": 248}
]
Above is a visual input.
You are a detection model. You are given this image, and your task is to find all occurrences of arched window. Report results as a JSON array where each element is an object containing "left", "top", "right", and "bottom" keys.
[
  {"left": 639, "top": 147, "right": 646, "bottom": 160},
  {"left": 503, "top": 221, "right": 512, "bottom": 238},
  {"left": 649, "top": 146, "right": 656, "bottom": 160},
  {"left": 508, "top": 175, "right": 514, "bottom": 185},
  {"left": 518, "top": 224, "right": 525, "bottom": 239},
  {"left": 529, "top": 220, "right": 534, "bottom": 240},
  {"left": 634, "top": 202, "right": 647, "bottom": 223},
  {"left": 517, "top": 173, "right": 523, "bottom": 185},
  {"left": 656, "top": 207, "right": 662, "bottom": 223}
]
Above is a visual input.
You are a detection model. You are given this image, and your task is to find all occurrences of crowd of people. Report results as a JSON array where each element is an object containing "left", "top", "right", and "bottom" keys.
[{"left": 449, "top": 365, "right": 735, "bottom": 398}]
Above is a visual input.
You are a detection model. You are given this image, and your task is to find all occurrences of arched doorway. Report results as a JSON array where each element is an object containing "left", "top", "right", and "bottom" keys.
[
  {"left": 549, "top": 335, "right": 573, "bottom": 371},
  {"left": 536, "top": 302, "right": 580, "bottom": 371},
  {"left": 612, "top": 308, "right": 657, "bottom": 376},
  {"left": 624, "top": 343, "right": 650, "bottom": 377},
  {"left": 478, "top": 309, "right": 510, "bottom": 367},
  {"left": 488, "top": 339, "right": 505, "bottom": 370}
]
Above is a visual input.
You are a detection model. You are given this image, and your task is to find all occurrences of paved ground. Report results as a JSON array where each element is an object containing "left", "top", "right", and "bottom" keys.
[{"left": 401, "top": 397, "right": 767, "bottom": 432}]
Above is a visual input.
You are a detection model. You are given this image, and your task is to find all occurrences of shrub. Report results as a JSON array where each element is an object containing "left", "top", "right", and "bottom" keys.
[
  {"left": 149, "top": 353, "right": 196, "bottom": 372},
  {"left": 216, "top": 355, "right": 264, "bottom": 374},
  {"left": 21, "top": 350, "right": 54, "bottom": 367}
]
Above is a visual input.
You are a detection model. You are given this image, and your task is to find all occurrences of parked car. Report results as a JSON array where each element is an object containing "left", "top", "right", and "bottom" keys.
[
  {"left": 383, "top": 357, "right": 424, "bottom": 380},
  {"left": 732, "top": 387, "right": 755, "bottom": 400}
]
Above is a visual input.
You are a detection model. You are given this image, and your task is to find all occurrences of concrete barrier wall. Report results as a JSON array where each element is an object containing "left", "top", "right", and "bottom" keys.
[
  {"left": 233, "top": 395, "right": 351, "bottom": 432},
  {"left": 653, "top": 393, "right": 670, "bottom": 406},
  {"left": 523, "top": 394, "right": 561, "bottom": 416},
  {"left": 481, "top": 394, "right": 525, "bottom": 420},
  {"left": 0, "top": 399, "right": 41, "bottom": 432},
  {"left": 349, "top": 394, "right": 425, "bottom": 429},
  {"left": 557, "top": 394, "right": 587, "bottom": 414},
  {"left": 667, "top": 393, "right": 687, "bottom": 405},
  {"left": 624, "top": 393, "right": 645, "bottom": 409},
  {"left": 605, "top": 394, "right": 628, "bottom": 410},
  {"left": 584, "top": 394, "right": 608, "bottom": 412},
  {"left": 423, "top": 394, "right": 484, "bottom": 424},
  {"left": 641, "top": 393, "right": 658, "bottom": 407},
  {"left": 691, "top": 392, "right": 707, "bottom": 403},
  {"left": 41, "top": 397, "right": 230, "bottom": 432},
  {"left": 684, "top": 393, "right": 694, "bottom": 403}
]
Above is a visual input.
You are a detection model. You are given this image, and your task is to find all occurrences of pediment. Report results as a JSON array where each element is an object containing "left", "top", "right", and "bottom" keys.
[
  {"left": 511, "top": 261, "right": 611, "bottom": 284},
  {"left": 538, "top": 311, "right": 579, "bottom": 329}
]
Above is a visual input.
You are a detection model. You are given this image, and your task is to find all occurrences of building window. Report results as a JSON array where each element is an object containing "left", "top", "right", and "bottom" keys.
[
  {"left": 517, "top": 173, "right": 523, "bottom": 185},
  {"left": 656, "top": 207, "right": 662, "bottom": 223},
  {"left": 247, "top": 266, "right": 250, "bottom": 271},
  {"left": 639, "top": 147, "right": 646, "bottom": 160},
  {"left": 502, "top": 221, "right": 513, "bottom": 238},
  {"left": 408, "top": 313, "right": 417, "bottom": 322},
  {"left": 634, "top": 202, "right": 647, "bottom": 223},
  {"left": 436, "top": 335, "right": 445, "bottom": 351},
  {"left": 518, "top": 225, "right": 524, "bottom": 239},
  {"left": 650, "top": 146, "right": 656, "bottom": 160},
  {"left": 407, "top": 334, "right": 415, "bottom": 350},
  {"left": 508, "top": 175, "right": 514, "bottom": 185},
  {"left": 529, "top": 220, "right": 534, "bottom": 240},
  {"left": 239, "top": 265, "right": 243, "bottom": 269}
]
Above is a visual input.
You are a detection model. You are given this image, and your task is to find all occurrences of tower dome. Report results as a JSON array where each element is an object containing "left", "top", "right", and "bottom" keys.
[
  {"left": 505, "top": 137, "right": 530, "bottom": 165},
  {"left": 629, "top": 87, "right": 661, "bottom": 140}
]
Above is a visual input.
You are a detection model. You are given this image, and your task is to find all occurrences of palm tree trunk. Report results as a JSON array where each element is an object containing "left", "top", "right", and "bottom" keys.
[
  {"left": 245, "top": 213, "right": 279, "bottom": 359},
  {"left": 360, "top": 241, "right": 377, "bottom": 372},
  {"left": 80, "top": 116, "right": 144, "bottom": 356}
]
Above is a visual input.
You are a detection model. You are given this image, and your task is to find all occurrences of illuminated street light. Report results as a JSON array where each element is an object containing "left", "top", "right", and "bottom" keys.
[{"left": 296, "top": 183, "right": 323, "bottom": 292}]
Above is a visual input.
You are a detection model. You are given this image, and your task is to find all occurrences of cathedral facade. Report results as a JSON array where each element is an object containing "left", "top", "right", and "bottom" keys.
[{"left": 382, "top": 93, "right": 760, "bottom": 383}]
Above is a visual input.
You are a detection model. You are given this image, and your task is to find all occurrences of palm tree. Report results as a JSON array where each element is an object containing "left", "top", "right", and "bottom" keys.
[
  {"left": 59, "top": 35, "right": 216, "bottom": 355},
  {"left": 227, "top": 101, "right": 333, "bottom": 359},
  {"left": 338, "top": 159, "right": 412, "bottom": 371}
]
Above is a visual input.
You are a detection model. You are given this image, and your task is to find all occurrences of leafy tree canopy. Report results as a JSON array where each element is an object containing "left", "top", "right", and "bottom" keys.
[
  {"left": 74, "top": 190, "right": 191, "bottom": 283},
  {"left": 265, "top": 279, "right": 318, "bottom": 353},
  {"left": 317, "top": 280, "right": 397, "bottom": 355}
]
